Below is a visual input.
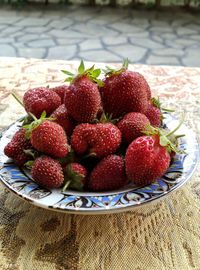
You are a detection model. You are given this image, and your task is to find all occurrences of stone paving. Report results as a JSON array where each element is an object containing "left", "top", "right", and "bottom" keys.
[{"left": 0, "top": 6, "right": 200, "bottom": 66}]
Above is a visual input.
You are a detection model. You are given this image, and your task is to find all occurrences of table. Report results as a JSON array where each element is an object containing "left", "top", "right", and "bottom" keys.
[{"left": 0, "top": 57, "right": 200, "bottom": 270}]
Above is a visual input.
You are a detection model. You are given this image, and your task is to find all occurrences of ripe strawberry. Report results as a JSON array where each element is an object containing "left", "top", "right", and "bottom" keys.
[
  {"left": 71, "top": 123, "right": 122, "bottom": 158},
  {"left": 125, "top": 134, "right": 171, "bottom": 186},
  {"left": 146, "top": 85, "right": 152, "bottom": 100},
  {"left": 62, "top": 163, "right": 87, "bottom": 191},
  {"left": 117, "top": 112, "right": 150, "bottom": 144},
  {"left": 31, "top": 156, "right": 64, "bottom": 188},
  {"left": 88, "top": 155, "right": 127, "bottom": 191},
  {"left": 50, "top": 84, "right": 68, "bottom": 103},
  {"left": 63, "top": 61, "right": 102, "bottom": 123},
  {"left": 101, "top": 60, "right": 150, "bottom": 118},
  {"left": 145, "top": 104, "right": 161, "bottom": 127},
  {"left": 23, "top": 87, "right": 61, "bottom": 118},
  {"left": 4, "top": 128, "right": 32, "bottom": 166},
  {"left": 51, "top": 104, "right": 74, "bottom": 136},
  {"left": 29, "top": 119, "right": 69, "bottom": 158}
]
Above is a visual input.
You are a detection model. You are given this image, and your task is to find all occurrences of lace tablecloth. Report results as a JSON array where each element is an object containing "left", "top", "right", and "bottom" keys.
[{"left": 0, "top": 57, "right": 200, "bottom": 270}]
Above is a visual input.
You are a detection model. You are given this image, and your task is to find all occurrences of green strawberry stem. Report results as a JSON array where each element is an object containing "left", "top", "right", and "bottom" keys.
[
  {"left": 175, "top": 134, "right": 185, "bottom": 139},
  {"left": 166, "top": 114, "right": 185, "bottom": 137},
  {"left": 162, "top": 108, "right": 175, "bottom": 113},
  {"left": 159, "top": 114, "right": 185, "bottom": 154},
  {"left": 12, "top": 92, "right": 24, "bottom": 107},
  {"left": 28, "top": 112, "right": 38, "bottom": 121},
  {"left": 62, "top": 180, "right": 71, "bottom": 192}
]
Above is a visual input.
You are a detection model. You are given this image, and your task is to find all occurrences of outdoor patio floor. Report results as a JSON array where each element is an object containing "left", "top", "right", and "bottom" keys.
[{"left": 0, "top": 6, "right": 200, "bottom": 66}]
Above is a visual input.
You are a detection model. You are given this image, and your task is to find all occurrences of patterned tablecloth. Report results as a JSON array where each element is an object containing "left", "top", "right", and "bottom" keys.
[{"left": 0, "top": 57, "right": 200, "bottom": 270}]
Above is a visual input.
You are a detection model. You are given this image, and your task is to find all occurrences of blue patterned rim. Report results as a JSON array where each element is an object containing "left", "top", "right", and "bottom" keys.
[{"left": 0, "top": 114, "right": 199, "bottom": 214}]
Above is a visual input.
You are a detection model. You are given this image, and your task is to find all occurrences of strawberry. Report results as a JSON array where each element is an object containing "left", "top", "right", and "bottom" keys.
[
  {"left": 146, "top": 85, "right": 152, "bottom": 100},
  {"left": 23, "top": 87, "right": 61, "bottom": 118},
  {"left": 4, "top": 128, "right": 32, "bottom": 166},
  {"left": 101, "top": 60, "right": 150, "bottom": 118},
  {"left": 145, "top": 104, "right": 161, "bottom": 127},
  {"left": 31, "top": 121, "right": 69, "bottom": 158},
  {"left": 88, "top": 155, "right": 127, "bottom": 191},
  {"left": 51, "top": 104, "right": 74, "bottom": 136},
  {"left": 31, "top": 156, "right": 64, "bottom": 188},
  {"left": 63, "top": 60, "right": 102, "bottom": 123},
  {"left": 50, "top": 84, "right": 68, "bottom": 103},
  {"left": 125, "top": 116, "right": 185, "bottom": 186},
  {"left": 125, "top": 134, "right": 171, "bottom": 186},
  {"left": 24, "top": 112, "right": 70, "bottom": 158},
  {"left": 62, "top": 163, "right": 87, "bottom": 191},
  {"left": 117, "top": 112, "right": 150, "bottom": 144},
  {"left": 71, "top": 123, "right": 122, "bottom": 158},
  {"left": 145, "top": 97, "right": 174, "bottom": 127}
]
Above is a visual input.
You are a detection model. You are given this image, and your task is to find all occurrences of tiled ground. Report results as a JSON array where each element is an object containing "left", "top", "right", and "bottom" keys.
[{"left": 0, "top": 6, "right": 200, "bottom": 66}]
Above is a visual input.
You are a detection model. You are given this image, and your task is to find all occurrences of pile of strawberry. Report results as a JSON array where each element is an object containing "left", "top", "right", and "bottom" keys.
[{"left": 4, "top": 60, "right": 182, "bottom": 192}]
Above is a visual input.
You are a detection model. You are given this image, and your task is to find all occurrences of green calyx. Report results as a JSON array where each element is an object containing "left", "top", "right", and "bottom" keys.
[
  {"left": 62, "top": 164, "right": 85, "bottom": 192},
  {"left": 103, "top": 58, "right": 129, "bottom": 77},
  {"left": 93, "top": 112, "right": 120, "bottom": 124},
  {"left": 24, "top": 160, "right": 34, "bottom": 169},
  {"left": 24, "top": 149, "right": 40, "bottom": 159},
  {"left": 23, "top": 111, "right": 55, "bottom": 139},
  {"left": 143, "top": 115, "right": 185, "bottom": 154},
  {"left": 151, "top": 97, "right": 175, "bottom": 113},
  {"left": 57, "top": 149, "right": 76, "bottom": 165},
  {"left": 61, "top": 59, "right": 104, "bottom": 87}
]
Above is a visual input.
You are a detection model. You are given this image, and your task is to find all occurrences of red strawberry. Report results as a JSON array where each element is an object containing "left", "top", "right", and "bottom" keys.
[
  {"left": 145, "top": 104, "right": 161, "bottom": 127},
  {"left": 146, "top": 85, "right": 152, "bottom": 100},
  {"left": 101, "top": 61, "right": 150, "bottom": 118},
  {"left": 31, "top": 156, "right": 64, "bottom": 188},
  {"left": 23, "top": 87, "right": 61, "bottom": 118},
  {"left": 88, "top": 155, "right": 127, "bottom": 191},
  {"left": 63, "top": 163, "right": 87, "bottom": 191},
  {"left": 30, "top": 120, "right": 69, "bottom": 158},
  {"left": 51, "top": 104, "right": 74, "bottom": 136},
  {"left": 4, "top": 128, "right": 32, "bottom": 166},
  {"left": 63, "top": 61, "right": 102, "bottom": 123},
  {"left": 50, "top": 85, "right": 68, "bottom": 103},
  {"left": 125, "top": 134, "right": 171, "bottom": 186},
  {"left": 71, "top": 123, "right": 121, "bottom": 158},
  {"left": 117, "top": 112, "right": 150, "bottom": 144}
]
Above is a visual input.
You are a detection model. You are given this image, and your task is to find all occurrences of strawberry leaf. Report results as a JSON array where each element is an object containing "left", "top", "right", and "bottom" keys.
[
  {"left": 78, "top": 60, "right": 85, "bottom": 74},
  {"left": 64, "top": 77, "right": 73, "bottom": 83},
  {"left": 25, "top": 160, "right": 34, "bottom": 169},
  {"left": 151, "top": 97, "right": 161, "bottom": 108},
  {"left": 92, "top": 68, "right": 101, "bottom": 78},
  {"left": 61, "top": 70, "right": 74, "bottom": 76},
  {"left": 102, "top": 66, "right": 116, "bottom": 75}
]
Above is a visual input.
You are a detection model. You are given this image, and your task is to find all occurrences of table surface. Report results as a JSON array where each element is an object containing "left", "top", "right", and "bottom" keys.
[{"left": 0, "top": 57, "right": 200, "bottom": 270}]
